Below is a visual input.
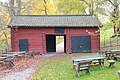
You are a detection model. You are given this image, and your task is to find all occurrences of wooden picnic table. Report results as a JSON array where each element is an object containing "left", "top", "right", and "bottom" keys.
[
  {"left": 105, "top": 50, "right": 120, "bottom": 60},
  {"left": 72, "top": 56, "right": 104, "bottom": 67},
  {"left": 105, "top": 51, "right": 113, "bottom": 60}
]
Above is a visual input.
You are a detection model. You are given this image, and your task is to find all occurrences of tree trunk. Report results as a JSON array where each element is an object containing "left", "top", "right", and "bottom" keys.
[
  {"left": 43, "top": 0, "right": 47, "bottom": 15},
  {"left": 17, "top": 0, "right": 21, "bottom": 15},
  {"left": 9, "top": 0, "right": 15, "bottom": 18}
]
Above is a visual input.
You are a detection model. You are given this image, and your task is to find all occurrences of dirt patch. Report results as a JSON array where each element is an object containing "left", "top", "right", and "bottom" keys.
[
  {"left": 0, "top": 56, "right": 43, "bottom": 78},
  {"left": 0, "top": 54, "right": 65, "bottom": 80}
]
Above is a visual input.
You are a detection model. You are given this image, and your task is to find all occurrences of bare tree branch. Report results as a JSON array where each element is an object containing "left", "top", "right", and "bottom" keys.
[
  {"left": 79, "top": 0, "right": 91, "bottom": 8},
  {"left": 43, "top": 0, "right": 47, "bottom": 15},
  {"left": 107, "top": 0, "right": 115, "bottom": 6},
  {"left": 79, "top": 0, "right": 95, "bottom": 15},
  {"left": 0, "top": 1, "right": 9, "bottom": 8},
  {"left": 65, "top": 8, "right": 73, "bottom": 14},
  {"left": 17, "top": 0, "right": 21, "bottom": 15}
]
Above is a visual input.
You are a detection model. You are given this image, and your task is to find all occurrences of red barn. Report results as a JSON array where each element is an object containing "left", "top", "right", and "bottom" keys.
[{"left": 8, "top": 15, "right": 102, "bottom": 54}]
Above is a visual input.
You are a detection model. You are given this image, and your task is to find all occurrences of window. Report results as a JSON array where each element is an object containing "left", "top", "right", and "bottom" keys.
[{"left": 55, "top": 28, "right": 64, "bottom": 34}]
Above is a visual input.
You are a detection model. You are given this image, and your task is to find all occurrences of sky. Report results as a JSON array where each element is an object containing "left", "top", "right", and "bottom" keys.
[{"left": 0, "top": 0, "right": 8, "bottom": 3}]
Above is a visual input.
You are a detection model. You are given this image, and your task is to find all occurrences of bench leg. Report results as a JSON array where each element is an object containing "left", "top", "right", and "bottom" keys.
[
  {"left": 86, "top": 69, "right": 90, "bottom": 74},
  {"left": 98, "top": 59, "right": 102, "bottom": 69},
  {"left": 119, "top": 74, "right": 120, "bottom": 78},
  {"left": 5, "top": 60, "right": 14, "bottom": 69},
  {"left": 114, "top": 57, "right": 117, "bottom": 60},
  {"left": 109, "top": 63, "right": 112, "bottom": 67},
  {"left": 109, "top": 62, "right": 115, "bottom": 67},
  {"left": 74, "top": 64, "right": 80, "bottom": 77},
  {"left": 118, "top": 71, "right": 120, "bottom": 78},
  {"left": 73, "top": 64, "right": 76, "bottom": 69}
]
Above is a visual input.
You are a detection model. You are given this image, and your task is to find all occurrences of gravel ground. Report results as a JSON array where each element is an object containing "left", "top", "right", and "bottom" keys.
[
  {"left": 0, "top": 54, "right": 57, "bottom": 80},
  {"left": 0, "top": 67, "right": 35, "bottom": 80}
]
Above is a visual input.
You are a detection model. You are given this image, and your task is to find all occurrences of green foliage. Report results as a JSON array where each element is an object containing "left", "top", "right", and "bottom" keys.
[
  {"left": 57, "top": 0, "right": 85, "bottom": 14},
  {"left": 100, "top": 26, "right": 114, "bottom": 47},
  {"left": 56, "top": 36, "right": 64, "bottom": 45},
  {"left": 32, "top": 53, "right": 120, "bottom": 80},
  {"left": 32, "top": 0, "right": 57, "bottom": 15}
]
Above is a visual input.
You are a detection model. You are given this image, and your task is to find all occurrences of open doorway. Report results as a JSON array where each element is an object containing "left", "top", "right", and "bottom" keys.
[
  {"left": 56, "top": 36, "right": 65, "bottom": 52},
  {"left": 46, "top": 35, "right": 66, "bottom": 53}
]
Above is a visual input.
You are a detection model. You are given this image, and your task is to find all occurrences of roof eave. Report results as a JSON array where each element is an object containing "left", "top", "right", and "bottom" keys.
[{"left": 8, "top": 25, "right": 100, "bottom": 28}]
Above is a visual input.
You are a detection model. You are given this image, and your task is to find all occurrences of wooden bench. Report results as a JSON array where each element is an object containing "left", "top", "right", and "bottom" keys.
[
  {"left": 4, "top": 58, "right": 14, "bottom": 69},
  {"left": 113, "top": 52, "right": 120, "bottom": 60},
  {"left": 98, "top": 50, "right": 105, "bottom": 57},
  {"left": 108, "top": 60, "right": 115, "bottom": 67},
  {"left": 74, "top": 60, "right": 92, "bottom": 77},
  {"left": 0, "top": 54, "right": 14, "bottom": 69}
]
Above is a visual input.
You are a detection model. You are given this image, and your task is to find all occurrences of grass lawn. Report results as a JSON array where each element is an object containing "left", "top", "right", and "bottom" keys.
[{"left": 32, "top": 53, "right": 120, "bottom": 80}]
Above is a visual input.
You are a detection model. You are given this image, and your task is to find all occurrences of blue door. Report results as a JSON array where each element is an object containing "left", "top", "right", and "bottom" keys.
[
  {"left": 19, "top": 39, "right": 29, "bottom": 52},
  {"left": 71, "top": 36, "right": 91, "bottom": 53}
]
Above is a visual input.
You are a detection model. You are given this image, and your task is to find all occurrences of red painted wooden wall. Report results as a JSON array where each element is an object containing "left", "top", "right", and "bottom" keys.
[{"left": 11, "top": 27, "right": 100, "bottom": 54}]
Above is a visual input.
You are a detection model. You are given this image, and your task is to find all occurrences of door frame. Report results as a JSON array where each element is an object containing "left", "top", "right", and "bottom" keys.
[
  {"left": 19, "top": 39, "right": 29, "bottom": 52},
  {"left": 46, "top": 35, "right": 56, "bottom": 52},
  {"left": 45, "top": 34, "right": 66, "bottom": 53}
]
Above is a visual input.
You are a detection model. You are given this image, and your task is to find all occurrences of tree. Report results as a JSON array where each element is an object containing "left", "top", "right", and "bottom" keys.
[
  {"left": 0, "top": 0, "right": 33, "bottom": 52},
  {"left": 107, "top": 0, "right": 120, "bottom": 33},
  {"left": 32, "top": 0, "right": 57, "bottom": 15},
  {"left": 79, "top": 0, "right": 104, "bottom": 15},
  {"left": 57, "top": 0, "right": 85, "bottom": 15},
  {"left": 79, "top": 0, "right": 94, "bottom": 15},
  {"left": 97, "top": 0, "right": 120, "bottom": 34},
  {"left": 0, "top": 1, "right": 13, "bottom": 51}
]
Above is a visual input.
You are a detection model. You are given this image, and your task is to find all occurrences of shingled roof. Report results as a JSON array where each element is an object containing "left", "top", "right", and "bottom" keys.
[{"left": 8, "top": 15, "right": 102, "bottom": 28}]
